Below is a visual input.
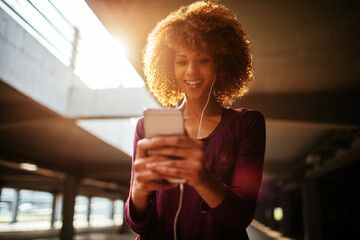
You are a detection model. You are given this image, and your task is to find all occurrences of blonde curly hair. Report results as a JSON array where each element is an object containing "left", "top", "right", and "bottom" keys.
[{"left": 143, "top": 0, "right": 253, "bottom": 107}]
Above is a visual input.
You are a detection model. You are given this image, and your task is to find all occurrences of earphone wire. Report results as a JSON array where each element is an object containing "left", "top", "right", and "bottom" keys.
[
  {"left": 173, "top": 74, "right": 216, "bottom": 240},
  {"left": 173, "top": 183, "right": 184, "bottom": 240},
  {"left": 197, "top": 74, "right": 216, "bottom": 139}
]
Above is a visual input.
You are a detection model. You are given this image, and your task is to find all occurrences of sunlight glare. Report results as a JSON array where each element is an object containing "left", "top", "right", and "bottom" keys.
[{"left": 51, "top": 0, "right": 144, "bottom": 89}]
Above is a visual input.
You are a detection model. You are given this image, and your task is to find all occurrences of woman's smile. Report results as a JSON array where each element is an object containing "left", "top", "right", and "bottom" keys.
[{"left": 184, "top": 78, "right": 203, "bottom": 88}]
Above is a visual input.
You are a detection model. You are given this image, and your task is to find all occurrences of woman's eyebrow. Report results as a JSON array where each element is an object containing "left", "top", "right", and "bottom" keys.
[{"left": 176, "top": 54, "right": 208, "bottom": 57}]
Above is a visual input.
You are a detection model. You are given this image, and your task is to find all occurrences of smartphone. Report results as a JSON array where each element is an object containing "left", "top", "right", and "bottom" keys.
[
  {"left": 144, "top": 108, "right": 185, "bottom": 138},
  {"left": 143, "top": 108, "right": 186, "bottom": 184}
]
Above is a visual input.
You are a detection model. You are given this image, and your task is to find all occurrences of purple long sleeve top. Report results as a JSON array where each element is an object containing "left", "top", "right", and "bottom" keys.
[{"left": 124, "top": 108, "right": 266, "bottom": 239}]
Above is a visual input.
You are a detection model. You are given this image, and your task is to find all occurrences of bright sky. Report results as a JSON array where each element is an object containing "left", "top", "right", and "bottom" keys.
[{"left": 1, "top": 0, "right": 145, "bottom": 89}]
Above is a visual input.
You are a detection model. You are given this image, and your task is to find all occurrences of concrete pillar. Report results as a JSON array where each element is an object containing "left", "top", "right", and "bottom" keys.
[
  {"left": 60, "top": 174, "right": 80, "bottom": 240},
  {"left": 55, "top": 194, "right": 63, "bottom": 226},
  {"left": 302, "top": 177, "right": 322, "bottom": 240},
  {"left": 279, "top": 191, "right": 291, "bottom": 236},
  {"left": 118, "top": 198, "right": 130, "bottom": 233},
  {"left": 51, "top": 192, "right": 57, "bottom": 228},
  {"left": 51, "top": 192, "right": 62, "bottom": 228},
  {"left": 87, "top": 196, "right": 91, "bottom": 226},
  {"left": 110, "top": 199, "right": 115, "bottom": 221},
  {"left": 119, "top": 211, "right": 131, "bottom": 233},
  {"left": 278, "top": 187, "right": 304, "bottom": 238},
  {"left": 10, "top": 189, "right": 20, "bottom": 224}
]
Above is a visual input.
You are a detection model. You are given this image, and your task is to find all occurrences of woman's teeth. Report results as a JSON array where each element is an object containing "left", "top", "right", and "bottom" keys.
[{"left": 185, "top": 80, "right": 202, "bottom": 86}]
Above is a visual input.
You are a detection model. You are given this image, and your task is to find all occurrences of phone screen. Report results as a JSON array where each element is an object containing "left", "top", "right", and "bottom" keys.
[{"left": 144, "top": 109, "right": 184, "bottom": 138}]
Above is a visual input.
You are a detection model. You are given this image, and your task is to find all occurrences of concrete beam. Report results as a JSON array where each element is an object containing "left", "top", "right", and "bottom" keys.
[
  {"left": 236, "top": 91, "right": 360, "bottom": 126},
  {"left": 67, "top": 87, "right": 161, "bottom": 118}
]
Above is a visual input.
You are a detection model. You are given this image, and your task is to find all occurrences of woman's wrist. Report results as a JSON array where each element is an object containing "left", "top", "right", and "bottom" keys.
[{"left": 131, "top": 186, "right": 150, "bottom": 221}]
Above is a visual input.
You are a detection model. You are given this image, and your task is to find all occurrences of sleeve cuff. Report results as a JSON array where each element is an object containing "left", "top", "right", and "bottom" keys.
[{"left": 125, "top": 195, "right": 155, "bottom": 233}]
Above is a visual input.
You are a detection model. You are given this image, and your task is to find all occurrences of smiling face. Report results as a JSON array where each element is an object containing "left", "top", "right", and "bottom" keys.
[{"left": 174, "top": 46, "right": 218, "bottom": 103}]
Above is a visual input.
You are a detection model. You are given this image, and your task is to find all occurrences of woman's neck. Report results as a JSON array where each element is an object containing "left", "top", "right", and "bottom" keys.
[
  {"left": 179, "top": 95, "right": 223, "bottom": 139},
  {"left": 181, "top": 95, "right": 223, "bottom": 119}
]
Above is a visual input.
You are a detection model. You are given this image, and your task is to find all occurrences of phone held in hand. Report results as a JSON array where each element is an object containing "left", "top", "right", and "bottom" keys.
[
  {"left": 144, "top": 108, "right": 185, "bottom": 138},
  {"left": 143, "top": 108, "right": 186, "bottom": 184}
]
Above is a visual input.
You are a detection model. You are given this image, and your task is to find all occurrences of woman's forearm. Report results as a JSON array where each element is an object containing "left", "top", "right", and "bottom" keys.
[{"left": 194, "top": 168, "right": 226, "bottom": 208}]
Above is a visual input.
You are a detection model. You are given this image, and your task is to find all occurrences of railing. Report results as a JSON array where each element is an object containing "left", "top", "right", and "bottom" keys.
[{"left": 0, "top": 0, "right": 79, "bottom": 69}]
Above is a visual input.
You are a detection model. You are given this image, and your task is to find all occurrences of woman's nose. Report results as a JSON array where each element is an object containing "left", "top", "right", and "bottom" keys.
[{"left": 186, "top": 61, "right": 198, "bottom": 75}]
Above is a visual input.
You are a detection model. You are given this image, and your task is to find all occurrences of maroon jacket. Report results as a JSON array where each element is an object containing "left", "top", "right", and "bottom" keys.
[{"left": 124, "top": 108, "right": 266, "bottom": 240}]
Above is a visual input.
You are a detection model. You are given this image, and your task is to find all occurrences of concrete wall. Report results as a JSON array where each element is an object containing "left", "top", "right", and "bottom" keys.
[
  {"left": 0, "top": 6, "right": 160, "bottom": 119},
  {"left": 0, "top": 7, "right": 75, "bottom": 115}
]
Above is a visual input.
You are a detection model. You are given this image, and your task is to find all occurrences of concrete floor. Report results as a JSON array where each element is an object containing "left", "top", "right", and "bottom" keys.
[
  {"left": 33, "top": 226, "right": 277, "bottom": 240},
  {"left": 35, "top": 224, "right": 289, "bottom": 240},
  {"left": 36, "top": 231, "right": 138, "bottom": 240},
  {"left": 0, "top": 221, "right": 292, "bottom": 240}
]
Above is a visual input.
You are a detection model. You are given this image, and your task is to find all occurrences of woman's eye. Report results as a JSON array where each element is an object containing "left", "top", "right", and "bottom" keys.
[
  {"left": 176, "top": 61, "right": 187, "bottom": 65},
  {"left": 199, "top": 58, "right": 210, "bottom": 64}
]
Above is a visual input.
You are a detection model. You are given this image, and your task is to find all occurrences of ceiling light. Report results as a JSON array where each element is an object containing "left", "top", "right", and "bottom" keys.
[{"left": 19, "top": 163, "right": 38, "bottom": 171}]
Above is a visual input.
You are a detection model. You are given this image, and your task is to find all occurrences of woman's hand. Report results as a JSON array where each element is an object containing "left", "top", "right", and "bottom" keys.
[
  {"left": 144, "top": 135, "right": 226, "bottom": 208},
  {"left": 144, "top": 135, "right": 206, "bottom": 187},
  {"left": 132, "top": 138, "right": 179, "bottom": 198}
]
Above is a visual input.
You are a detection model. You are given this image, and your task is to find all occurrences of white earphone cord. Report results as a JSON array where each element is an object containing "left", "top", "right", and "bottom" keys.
[
  {"left": 197, "top": 75, "right": 216, "bottom": 139},
  {"left": 173, "top": 183, "right": 184, "bottom": 240},
  {"left": 173, "top": 75, "right": 216, "bottom": 240}
]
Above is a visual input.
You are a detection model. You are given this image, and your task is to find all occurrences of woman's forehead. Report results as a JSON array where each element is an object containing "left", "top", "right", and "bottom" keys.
[{"left": 174, "top": 45, "right": 212, "bottom": 57}]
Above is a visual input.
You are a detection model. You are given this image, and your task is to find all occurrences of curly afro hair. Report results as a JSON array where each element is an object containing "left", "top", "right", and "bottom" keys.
[{"left": 143, "top": 0, "right": 253, "bottom": 107}]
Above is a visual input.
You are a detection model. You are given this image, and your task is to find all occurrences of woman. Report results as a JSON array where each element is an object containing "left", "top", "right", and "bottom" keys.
[{"left": 124, "top": 1, "right": 265, "bottom": 239}]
